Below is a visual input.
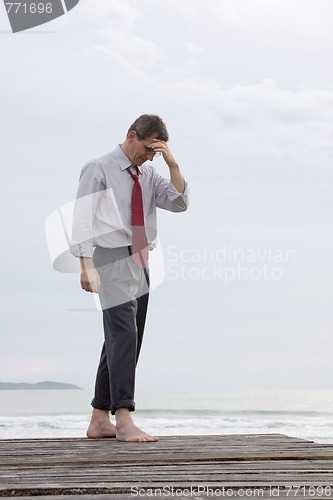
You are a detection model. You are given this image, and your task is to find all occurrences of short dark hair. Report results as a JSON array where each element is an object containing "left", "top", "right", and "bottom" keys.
[{"left": 127, "top": 114, "right": 169, "bottom": 142}]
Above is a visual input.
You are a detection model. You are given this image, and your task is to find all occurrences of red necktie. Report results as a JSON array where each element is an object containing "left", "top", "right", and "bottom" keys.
[{"left": 126, "top": 167, "right": 149, "bottom": 267}]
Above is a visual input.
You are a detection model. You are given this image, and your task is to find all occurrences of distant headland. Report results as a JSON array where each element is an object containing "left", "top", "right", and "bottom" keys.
[{"left": 0, "top": 381, "right": 82, "bottom": 390}]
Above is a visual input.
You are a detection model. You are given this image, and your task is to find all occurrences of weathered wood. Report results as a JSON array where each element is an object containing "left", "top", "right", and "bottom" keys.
[
  {"left": 0, "top": 435, "right": 333, "bottom": 498},
  {"left": 1, "top": 434, "right": 333, "bottom": 466}
]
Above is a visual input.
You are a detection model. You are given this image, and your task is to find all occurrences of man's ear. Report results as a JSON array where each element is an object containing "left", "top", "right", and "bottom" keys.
[{"left": 127, "top": 130, "right": 137, "bottom": 140}]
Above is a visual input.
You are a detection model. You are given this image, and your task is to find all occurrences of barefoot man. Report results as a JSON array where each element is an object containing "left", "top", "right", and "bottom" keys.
[{"left": 70, "top": 115, "right": 189, "bottom": 442}]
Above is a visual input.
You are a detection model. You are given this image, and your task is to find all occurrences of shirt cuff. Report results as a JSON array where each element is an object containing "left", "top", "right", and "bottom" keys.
[
  {"left": 168, "top": 179, "right": 189, "bottom": 200},
  {"left": 70, "top": 243, "right": 94, "bottom": 259}
]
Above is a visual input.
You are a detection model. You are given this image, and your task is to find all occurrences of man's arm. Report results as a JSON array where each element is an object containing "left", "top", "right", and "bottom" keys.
[
  {"left": 149, "top": 139, "right": 185, "bottom": 193},
  {"left": 71, "top": 162, "right": 105, "bottom": 293},
  {"left": 168, "top": 163, "right": 185, "bottom": 194},
  {"left": 80, "top": 257, "right": 101, "bottom": 293}
]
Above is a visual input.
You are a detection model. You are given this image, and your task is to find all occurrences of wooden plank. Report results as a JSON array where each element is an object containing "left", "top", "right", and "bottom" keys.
[
  {"left": 0, "top": 435, "right": 333, "bottom": 498},
  {"left": 1, "top": 461, "right": 333, "bottom": 484},
  {"left": 1, "top": 434, "right": 333, "bottom": 466}
]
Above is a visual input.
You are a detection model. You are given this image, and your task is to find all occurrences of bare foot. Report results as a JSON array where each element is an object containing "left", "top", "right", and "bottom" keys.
[
  {"left": 115, "top": 408, "right": 159, "bottom": 443},
  {"left": 116, "top": 423, "right": 159, "bottom": 442},
  {"left": 86, "top": 408, "right": 116, "bottom": 439}
]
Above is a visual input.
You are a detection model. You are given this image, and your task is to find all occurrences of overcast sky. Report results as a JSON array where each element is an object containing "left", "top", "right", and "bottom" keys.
[{"left": 1, "top": 0, "right": 332, "bottom": 393}]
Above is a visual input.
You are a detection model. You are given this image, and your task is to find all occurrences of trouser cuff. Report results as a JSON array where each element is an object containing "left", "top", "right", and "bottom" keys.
[
  {"left": 91, "top": 398, "right": 111, "bottom": 411},
  {"left": 111, "top": 399, "right": 135, "bottom": 415}
]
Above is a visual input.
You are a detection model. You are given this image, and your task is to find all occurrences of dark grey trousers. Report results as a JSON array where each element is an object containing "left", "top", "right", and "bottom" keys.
[{"left": 91, "top": 246, "right": 149, "bottom": 415}]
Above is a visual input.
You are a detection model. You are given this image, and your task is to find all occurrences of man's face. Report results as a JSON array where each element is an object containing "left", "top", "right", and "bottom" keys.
[{"left": 127, "top": 132, "right": 159, "bottom": 166}]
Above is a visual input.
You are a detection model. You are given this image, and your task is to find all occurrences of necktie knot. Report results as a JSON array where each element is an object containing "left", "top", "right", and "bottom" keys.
[{"left": 126, "top": 166, "right": 139, "bottom": 182}]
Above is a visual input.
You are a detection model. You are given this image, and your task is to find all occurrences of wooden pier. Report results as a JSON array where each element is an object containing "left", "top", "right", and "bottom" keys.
[{"left": 0, "top": 434, "right": 333, "bottom": 499}]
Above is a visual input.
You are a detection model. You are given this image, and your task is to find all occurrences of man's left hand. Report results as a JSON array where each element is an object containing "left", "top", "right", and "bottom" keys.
[
  {"left": 149, "top": 139, "right": 178, "bottom": 169},
  {"left": 149, "top": 139, "right": 185, "bottom": 193}
]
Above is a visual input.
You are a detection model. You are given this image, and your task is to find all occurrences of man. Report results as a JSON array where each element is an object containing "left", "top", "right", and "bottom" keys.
[{"left": 70, "top": 115, "right": 189, "bottom": 442}]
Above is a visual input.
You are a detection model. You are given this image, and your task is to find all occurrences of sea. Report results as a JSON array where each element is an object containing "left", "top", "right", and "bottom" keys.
[{"left": 0, "top": 389, "right": 332, "bottom": 443}]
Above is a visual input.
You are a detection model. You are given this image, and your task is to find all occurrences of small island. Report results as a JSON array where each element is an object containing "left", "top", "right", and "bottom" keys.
[{"left": 0, "top": 381, "right": 82, "bottom": 390}]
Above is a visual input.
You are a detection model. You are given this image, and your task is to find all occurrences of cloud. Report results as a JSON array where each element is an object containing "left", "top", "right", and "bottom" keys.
[
  {"left": 87, "top": 30, "right": 164, "bottom": 76},
  {"left": 80, "top": 0, "right": 142, "bottom": 31},
  {"left": 74, "top": 0, "right": 333, "bottom": 177}
]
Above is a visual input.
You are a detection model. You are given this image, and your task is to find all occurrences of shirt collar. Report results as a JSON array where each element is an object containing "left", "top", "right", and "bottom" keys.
[
  {"left": 114, "top": 145, "right": 143, "bottom": 174},
  {"left": 114, "top": 145, "right": 132, "bottom": 171}
]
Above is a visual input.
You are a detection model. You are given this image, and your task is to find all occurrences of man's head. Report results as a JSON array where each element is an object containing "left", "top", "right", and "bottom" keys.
[
  {"left": 127, "top": 114, "right": 169, "bottom": 142},
  {"left": 122, "top": 114, "right": 169, "bottom": 166}
]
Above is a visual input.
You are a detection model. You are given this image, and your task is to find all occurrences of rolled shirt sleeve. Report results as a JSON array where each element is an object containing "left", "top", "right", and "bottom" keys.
[{"left": 153, "top": 170, "right": 189, "bottom": 212}]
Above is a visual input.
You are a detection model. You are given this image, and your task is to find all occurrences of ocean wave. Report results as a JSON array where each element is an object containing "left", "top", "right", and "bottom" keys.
[
  {"left": 0, "top": 412, "right": 332, "bottom": 443},
  {"left": 136, "top": 408, "right": 332, "bottom": 417}
]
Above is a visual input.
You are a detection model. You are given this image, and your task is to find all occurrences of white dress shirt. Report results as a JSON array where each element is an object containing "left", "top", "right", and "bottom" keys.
[{"left": 70, "top": 145, "right": 189, "bottom": 258}]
